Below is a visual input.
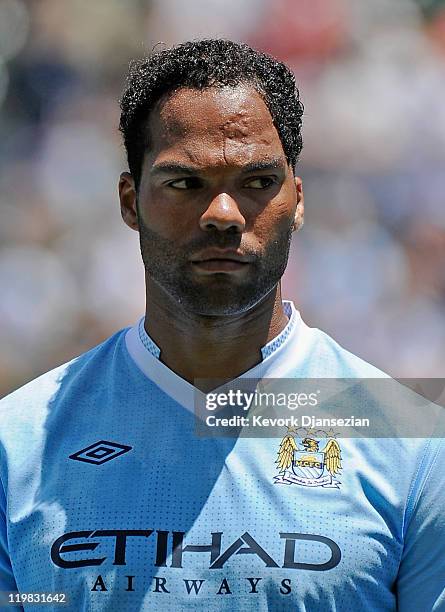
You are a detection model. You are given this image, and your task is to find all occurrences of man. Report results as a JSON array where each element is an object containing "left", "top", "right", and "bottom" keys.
[{"left": 0, "top": 39, "right": 444, "bottom": 611}]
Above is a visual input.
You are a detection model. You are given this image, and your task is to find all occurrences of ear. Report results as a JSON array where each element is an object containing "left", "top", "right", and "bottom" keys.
[
  {"left": 292, "top": 176, "right": 304, "bottom": 232},
  {"left": 119, "top": 172, "right": 139, "bottom": 231}
]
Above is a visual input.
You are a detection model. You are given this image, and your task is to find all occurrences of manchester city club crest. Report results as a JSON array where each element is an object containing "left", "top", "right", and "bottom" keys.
[{"left": 274, "top": 428, "right": 342, "bottom": 488}]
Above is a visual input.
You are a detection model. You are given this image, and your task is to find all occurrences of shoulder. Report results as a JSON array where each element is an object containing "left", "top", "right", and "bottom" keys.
[
  {"left": 0, "top": 326, "right": 130, "bottom": 426},
  {"left": 295, "top": 314, "right": 389, "bottom": 378}
]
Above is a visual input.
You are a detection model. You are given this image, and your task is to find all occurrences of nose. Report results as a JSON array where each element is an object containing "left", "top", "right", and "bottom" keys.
[{"left": 199, "top": 192, "right": 245, "bottom": 233}]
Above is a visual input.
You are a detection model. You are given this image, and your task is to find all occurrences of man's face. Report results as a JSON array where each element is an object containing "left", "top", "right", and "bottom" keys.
[{"left": 121, "top": 84, "right": 303, "bottom": 316}]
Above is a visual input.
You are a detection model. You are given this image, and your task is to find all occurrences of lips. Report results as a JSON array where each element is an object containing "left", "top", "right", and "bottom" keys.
[
  {"left": 190, "top": 249, "right": 252, "bottom": 273},
  {"left": 190, "top": 249, "right": 252, "bottom": 264},
  {"left": 192, "top": 259, "right": 249, "bottom": 272}
]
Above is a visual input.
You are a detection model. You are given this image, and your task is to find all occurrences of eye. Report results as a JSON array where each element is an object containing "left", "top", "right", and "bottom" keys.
[
  {"left": 167, "top": 177, "right": 202, "bottom": 190},
  {"left": 244, "top": 177, "right": 277, "bottom": 189}
]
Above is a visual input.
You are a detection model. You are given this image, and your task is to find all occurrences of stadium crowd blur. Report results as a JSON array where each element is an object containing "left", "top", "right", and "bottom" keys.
[{"left": 0, "top": 0, "right": 444, "bottom": 396}]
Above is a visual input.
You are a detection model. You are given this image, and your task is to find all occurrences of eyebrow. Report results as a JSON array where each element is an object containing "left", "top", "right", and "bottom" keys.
[
  {"left": 150, "top": 158, "right": 286, "bottom": 176},
  {"left": 241, "top": 159, "right": 286, "bottom": 173}
]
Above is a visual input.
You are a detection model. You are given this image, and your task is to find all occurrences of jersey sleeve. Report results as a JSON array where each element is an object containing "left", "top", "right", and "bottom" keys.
[
  {"left": 396, "top": 439, "right": 445, "bottom": 611},
  {"left": 0, "top": 475, "right": 21, "bottom": 600}
]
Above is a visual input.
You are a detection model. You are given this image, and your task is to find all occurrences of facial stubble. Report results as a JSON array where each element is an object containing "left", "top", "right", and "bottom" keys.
[{"left": 137, "top": 209, "right": 293, "bottom": 316}]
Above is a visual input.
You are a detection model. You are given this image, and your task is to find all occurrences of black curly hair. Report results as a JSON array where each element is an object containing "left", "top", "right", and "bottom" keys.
[{"left": 119, "top": 39, "right": 304, "bottom": 190}]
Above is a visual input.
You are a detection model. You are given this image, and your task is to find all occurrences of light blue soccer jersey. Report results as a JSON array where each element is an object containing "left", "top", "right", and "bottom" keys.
[{"left": 1, "top": 301, "right": 444, "bottom": 611}]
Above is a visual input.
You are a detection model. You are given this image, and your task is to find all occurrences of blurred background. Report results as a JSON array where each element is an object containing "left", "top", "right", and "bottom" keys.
[{"left": 0, "top": 0, "right": 444, "bottom": 396}]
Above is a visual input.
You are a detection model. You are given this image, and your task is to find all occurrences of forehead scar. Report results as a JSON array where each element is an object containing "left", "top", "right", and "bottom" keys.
[
  {"left": 220, "top": 115, "right": 251, "bottom": 139},
  {"left": 220, "top": 115, "right": 255, "bottom": 163}
]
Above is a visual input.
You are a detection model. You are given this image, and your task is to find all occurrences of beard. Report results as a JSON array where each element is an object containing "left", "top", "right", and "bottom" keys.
[{"left": 138, "top": 215, "right": 293, "bottom": 316}]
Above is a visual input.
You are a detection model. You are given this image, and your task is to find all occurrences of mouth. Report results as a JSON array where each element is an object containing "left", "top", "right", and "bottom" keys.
[
  {"left": 190, "top": 250, "right": 252, "bottom": 274},
  {"left": 191, "top": 259, "right": 250, "bottom": 272}
]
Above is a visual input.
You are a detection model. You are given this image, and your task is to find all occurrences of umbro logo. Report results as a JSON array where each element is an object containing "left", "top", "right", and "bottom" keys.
[{"left": 69, "top": 440, "right": 132, "bottom": 465}]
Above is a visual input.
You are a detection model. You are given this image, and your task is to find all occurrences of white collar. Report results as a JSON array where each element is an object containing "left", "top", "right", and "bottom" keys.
[{"left": 125, "top": 300, "right": 303, "bottom": 412}]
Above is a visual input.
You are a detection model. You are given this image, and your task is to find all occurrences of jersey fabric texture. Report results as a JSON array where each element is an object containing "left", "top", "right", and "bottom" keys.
[{"left": 0, "top": 300, "right": 444, "bottom": 611}]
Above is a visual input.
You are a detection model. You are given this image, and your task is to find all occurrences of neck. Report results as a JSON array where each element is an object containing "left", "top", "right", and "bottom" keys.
[{"left": 143, "top": 280, "right": 289, "bottom": 392}]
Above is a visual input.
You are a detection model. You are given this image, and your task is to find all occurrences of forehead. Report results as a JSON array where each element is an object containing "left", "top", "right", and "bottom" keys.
[{"left": 144, "top": 84, "right": 285, "bottom": 166}]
